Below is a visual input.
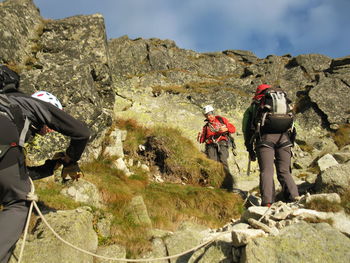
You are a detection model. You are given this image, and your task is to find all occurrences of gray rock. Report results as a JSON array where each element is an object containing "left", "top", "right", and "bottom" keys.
[
  {"left": 231, "top": 228, "right": 266, "bottom": 247},
  {"left": 164, "top": 222, "right": 207, "bottom": 263},
  {"left": 95, "top": 245, "right": 127, "bottom": 263},
  {"left": 96, "top": 213, "right": 113, "bottom": 238},
  {"left": 293, "top": 54, "right": 332, "bottom": 75},
  {"left": 0, "top": 0, "right": 42, "bottom": 63},
  {"left": 141, "top": 237, "right": 168, "bottom": 263},
  {"left": 305, "top": 193, "right": 341, "bottom": 204},
  {"left": 309, "top": 76, "right": 350, "bottom": 125},
  {"left": 61, "top": 179, "right": 102, "bottom": 208},
  {"left": 188, "top": 240, "right": 233, "bottom": 263},
  {"left": 331, "top": 211, "right": 350, "bottom": 237},
  {"left": 242, "top": 222, "right": 350, "bottom": 263},
  {"left": 315, "top": 162, "right": 350, "bottom": 194},
  {"left": 247, "top": 218, "right": 279, "bottom": 236},
  {"left": 11, "top": 207, "right": 98, "bottom": 263},
  {"left": 111, "top": 158, "right": 133, "bottom": 176},
  {"left": 333, "top": 152, "right": 350, "bottom": 164},
  {"left": 317, "top": 154, "right": 339, "bottom": 172},
  {"left": 126, "top": 195, "right": 152, "bottom": 227},
  {"left": 103, "top": 128, "right": 126, "bottom": 158},
  {"left": 241, "top": 206, "right": 270, "bottom": 223}
]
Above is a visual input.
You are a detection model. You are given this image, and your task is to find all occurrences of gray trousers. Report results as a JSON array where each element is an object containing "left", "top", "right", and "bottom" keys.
[
  {"left": 205, "top": 141, "right": 236, "bottom": 191},
  {"left": 0, "top": 115, "right": 30, "bottom": 263},
  {"left": 256, "top": 133, "right": 299, "bottom": 205}
]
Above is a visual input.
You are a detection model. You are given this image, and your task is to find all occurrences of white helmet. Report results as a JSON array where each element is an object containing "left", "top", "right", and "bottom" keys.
[
  {"left": 32, "top": 91, "right": 63, "bottom": 110},
  {"left": 203, "top": 105, "right": 214, "bottom": 115}
]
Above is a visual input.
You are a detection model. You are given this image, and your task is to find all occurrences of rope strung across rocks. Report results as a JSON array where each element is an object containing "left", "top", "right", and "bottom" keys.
[{"left": 18, "top": 178, "right": 231, "bottom": 262}]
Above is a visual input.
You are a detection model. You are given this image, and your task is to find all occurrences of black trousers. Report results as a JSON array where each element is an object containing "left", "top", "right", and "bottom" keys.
[
  {"left": 205, "top": 140, "right": 236, "bottom": 191},
  {"left": 0, "top": 115, "right": 30, "bottom": 263}
]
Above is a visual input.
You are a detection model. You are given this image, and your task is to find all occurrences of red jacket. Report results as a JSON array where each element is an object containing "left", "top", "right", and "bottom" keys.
[{"left": 199, "top": 116, "right": 236, "bottom": 144}]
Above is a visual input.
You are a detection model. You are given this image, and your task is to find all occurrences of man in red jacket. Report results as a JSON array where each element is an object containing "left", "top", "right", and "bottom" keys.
[{"left": 198, "top": 105, "right": 237, "bottom": 191}]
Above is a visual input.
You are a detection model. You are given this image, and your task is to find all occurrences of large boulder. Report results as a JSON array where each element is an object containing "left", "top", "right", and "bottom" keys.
[
  {"left": 315, "top": 162, "right": 350, "bottom": 194},
  {"left": 10, "top": 207, "right": 98, "bottom": 263},
  {"left": 242, "top": 222, "right": 350, "bottom": 263}
]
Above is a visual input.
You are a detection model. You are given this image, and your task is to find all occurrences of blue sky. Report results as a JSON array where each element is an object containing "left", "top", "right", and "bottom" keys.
[{"left": 30, "top": 0, "right": 349, "bottom": 59}]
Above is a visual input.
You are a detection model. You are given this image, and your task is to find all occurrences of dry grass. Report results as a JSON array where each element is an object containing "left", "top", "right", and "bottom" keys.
[
  {"left": 80, "top": 158, "right": 243, "bottom": 257},
  {"left": 332, "top": 124, "right": 350, "bottom": 148},
  {"left": 305, "top": 199, "right": 342, "bottom": 213},
  {"left": 340, "top": 188, "right": 350, "bottom": 214}
]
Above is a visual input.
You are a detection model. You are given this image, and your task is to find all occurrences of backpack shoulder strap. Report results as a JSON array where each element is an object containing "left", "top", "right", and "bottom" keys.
[
  {"left": 0, "top": 94, "right": 30, "bottom": 147},
  {"left": 216, "top": 116, "right": 224, "bottom": 124}
]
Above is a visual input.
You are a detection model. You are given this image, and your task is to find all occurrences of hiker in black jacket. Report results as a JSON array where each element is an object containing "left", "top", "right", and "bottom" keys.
[
  {"left": 242, "top": 84, "right": 299, "bottom": 207},
  {"left": 0, "top": 66, "right": 90, "bottom": 263}
]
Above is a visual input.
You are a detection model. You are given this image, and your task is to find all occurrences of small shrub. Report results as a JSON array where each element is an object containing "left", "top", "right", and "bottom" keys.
[{"left": 332, "top": 124, "right": 350, "bottom": 148}]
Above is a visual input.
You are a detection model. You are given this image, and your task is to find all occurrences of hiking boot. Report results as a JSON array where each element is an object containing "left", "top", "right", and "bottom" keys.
[{"left": 231, "top": 188, "right": 248, "bottom": 199}]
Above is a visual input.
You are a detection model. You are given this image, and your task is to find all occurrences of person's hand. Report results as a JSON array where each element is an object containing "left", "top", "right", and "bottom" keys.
[
  {"left": 248, "top": 149, "right": 257, "bottom": 162},
  {"left": 52, "top": 152, "right": 72, "bottom": 165},
  {"left": 61, "top": 163, "right": 84, "bottom": 181},
  {"left": 219, "top": 126, "right": 228, "bottom": 133}
]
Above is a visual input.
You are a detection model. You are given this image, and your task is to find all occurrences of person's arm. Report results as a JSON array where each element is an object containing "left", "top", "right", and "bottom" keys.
[
  {"left": 199, "top": 126, "right": 207, "bottom": 143},
  {"left": 221, "top": 117, "right": 236, "bottom": 134},
  {"left": 27, "top": 159, "right": 60, "bottom": 180},
  {"left": 31, "top": 98, "right": 91, "bottom": 162},
  {"left": 242, "top": 104, "right": 254, "bottom": 148}
]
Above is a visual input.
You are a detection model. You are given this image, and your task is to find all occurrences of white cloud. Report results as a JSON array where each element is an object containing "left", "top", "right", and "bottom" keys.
[{"left": 32, "top": 0, "right": 350, "bottom": 58}]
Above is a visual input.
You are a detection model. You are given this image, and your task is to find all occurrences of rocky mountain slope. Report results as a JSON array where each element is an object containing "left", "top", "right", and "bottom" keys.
[{"left": 1, "top": 0, "right": 350, "bottom": 262}]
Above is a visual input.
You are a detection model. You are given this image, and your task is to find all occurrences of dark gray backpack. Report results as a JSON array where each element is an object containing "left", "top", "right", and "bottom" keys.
[{"left": 0, "top": 65, "right": 20, "bottom": 93}]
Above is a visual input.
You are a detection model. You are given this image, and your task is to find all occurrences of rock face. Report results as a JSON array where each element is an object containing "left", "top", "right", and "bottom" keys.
[
  {"left": 2, "top": 0, "right": 350, "bottom": 167},
  {"left": 1, "top": 1, "right": 350, "bottom": 262},
  {"left": 0, "top": 0, "right": 42, "bottom": 63},
  {"left": 1, "top": 0, "right": 114, "bottom": 163}
]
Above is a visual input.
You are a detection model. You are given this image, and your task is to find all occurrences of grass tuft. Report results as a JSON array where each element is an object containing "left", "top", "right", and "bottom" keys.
[
  {"left": 340, "top": 188, "right": 350, "bottom": 214},
  {"left": 332, "top": 124, "right": 350, "bottom": 148},
  {"left": 305, "top": 199, "right": 342, "bottom": 213}
]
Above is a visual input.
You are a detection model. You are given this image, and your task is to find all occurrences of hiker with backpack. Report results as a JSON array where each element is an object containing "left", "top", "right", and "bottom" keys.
[
  {"left": 0, "top": 65, "right": 90, "bottom": 263},
  {"left": 197, "top": 105, "right": 238, "bottom": 192},
  {"left": 242, "top": 84, "right": 300, "bottom": 207}
]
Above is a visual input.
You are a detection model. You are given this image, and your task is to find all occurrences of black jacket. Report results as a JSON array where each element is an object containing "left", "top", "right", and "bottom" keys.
[{"left": 5, "top": 91, "right": 91, "bottom": 162}]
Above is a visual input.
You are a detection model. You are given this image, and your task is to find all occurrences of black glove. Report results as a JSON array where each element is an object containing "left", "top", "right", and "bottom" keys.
[
  {"left": 61, "top": 162, "right": 83, "bottom": 181},
  {"left": 28, "top": 159, "right": 62, "bottom": 180},
  {"left": 248, "top": 148, "right": 257, "bottom": 162}
]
